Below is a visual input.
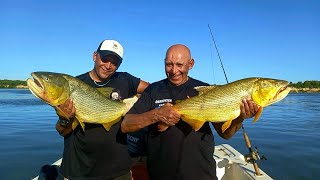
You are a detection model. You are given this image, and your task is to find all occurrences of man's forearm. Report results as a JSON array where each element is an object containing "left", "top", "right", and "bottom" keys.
[
  {"left": 214, "top": 116, "right": 244, "bottom": 140},
  {"left": 121, "top": 110, "right": 159, "bottom": 133}
]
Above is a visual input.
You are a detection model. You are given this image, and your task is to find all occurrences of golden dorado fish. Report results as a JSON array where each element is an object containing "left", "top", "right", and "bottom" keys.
[
  {"left": 27, "top": 71, "right": 138, "bottom": 131},
  {"left": 160, "top": 77, "right": 290, "bottom": 133}
]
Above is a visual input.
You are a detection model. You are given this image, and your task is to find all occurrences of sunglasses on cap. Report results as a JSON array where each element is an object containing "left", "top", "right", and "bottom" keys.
[{"left": 98, "top": 52, "right": 121, "bottom": 66}]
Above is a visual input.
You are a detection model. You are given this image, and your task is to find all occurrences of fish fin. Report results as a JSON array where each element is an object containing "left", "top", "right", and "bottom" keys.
[
  {"left": 71, "top": 119, "right": 79, "bottom": 130},
  {"left": 182, "top": 116, "right": 206, "bottom": 131},
  {"left": 54, "top": 106, "right": 69, "bottom": 119},
  {"left": 194, "top": 85, "right": 218, "bottom": 95},
  {"left": 157, "top": 122, "right": 169, "bottom": 132},
  {"left": 222, "top": 120, "right": 233, "bottom": 133},
  {"left": 96, "top": 87, "right": 114, "bottom": 97},
  {"left": 102, "top": 117, "right": 122, "bottom": 131},
  {"left": 55, "top": 106, "right": 79, "bottom": 130},
  {"left": 78, "top": 121, "right": 85, "bottom": 132},
  {"left": 253, "top": 107, "right": 264, "bottom": 123},
  {"left": 122, "top": 95, "right": 140, "bottom": 115}
]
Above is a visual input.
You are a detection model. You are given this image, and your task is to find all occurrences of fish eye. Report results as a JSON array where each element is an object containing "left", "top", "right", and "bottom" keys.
[{"left": 41, "top": 75, "right": 49, "bottom": 81}]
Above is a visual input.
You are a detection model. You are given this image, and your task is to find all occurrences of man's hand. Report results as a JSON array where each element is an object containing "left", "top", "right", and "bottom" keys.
[
  {"left": 153, "top": 103, "right": 181, "bottom": 126},
  {"left": 57, "top": 99, "right": 76, "bottom": 119},
  {"left": 154, "top": 103, "right": 181, "bottom": 126},
  {"left": 56, "top": 99, "right": 76, "bottom": 137},
  {"left": 240, "top": 98, "right": 260, "bottom": 119},
  {"left": 154, "top": 103, "right": 181, "bottom": 132}
]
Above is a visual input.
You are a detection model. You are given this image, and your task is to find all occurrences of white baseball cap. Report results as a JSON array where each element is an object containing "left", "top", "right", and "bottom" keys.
[{"left": 97, "top": 39, "right": 124, "bottom": 63}]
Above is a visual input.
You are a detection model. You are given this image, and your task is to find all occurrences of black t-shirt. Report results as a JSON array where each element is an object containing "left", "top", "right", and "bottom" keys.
[
  {"left": 60, "top": 71, "right": 140, "bottom": 180},
  {"left": 127, "top": 77, "right": 217, "bottom": 180}
]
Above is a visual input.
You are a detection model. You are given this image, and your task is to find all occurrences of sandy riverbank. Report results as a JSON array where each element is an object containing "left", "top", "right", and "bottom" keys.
[{"left": 290, "top": 88, "right": 320, "bottom": 93}]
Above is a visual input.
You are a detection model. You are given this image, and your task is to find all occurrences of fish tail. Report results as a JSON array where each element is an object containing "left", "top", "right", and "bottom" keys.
[{"left": 122, "top": 95, "right": 140, "bottom": 115}]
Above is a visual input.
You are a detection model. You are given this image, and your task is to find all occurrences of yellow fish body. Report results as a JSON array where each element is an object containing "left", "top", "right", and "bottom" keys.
[
  {"left": 165, "top": 77, "right": 290, "bottom": 132},
  {"left": 27, "top": 71, "right": 138, "bottom": 131}
]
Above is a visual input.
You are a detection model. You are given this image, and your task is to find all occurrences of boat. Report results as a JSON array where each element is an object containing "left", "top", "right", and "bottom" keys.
[
  {"left": 32, "top": 143, "right": 273, "bottom": 180},
  {"left": 214, "top": 144, "right": 273, "bottom": 180}
]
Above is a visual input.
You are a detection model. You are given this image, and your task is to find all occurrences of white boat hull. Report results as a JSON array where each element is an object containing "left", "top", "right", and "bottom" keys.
[
  {"left": 214, "top": 144, "right": 273, "bottom": 180},
  {"left": 32, "top": 144, "right": 273, "bottom": 180}
]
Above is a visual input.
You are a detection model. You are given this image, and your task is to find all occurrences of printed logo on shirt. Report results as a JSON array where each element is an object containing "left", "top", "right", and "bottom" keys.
[
  {"left": 155, "top": 98, "right": 172, "bottom": 108},
  {"left": 127, "top": 134, "right": 139, "bottom": 143},
  {"left": 110, "top": 89, "right": 122, "bottom": 101},
  {"left": 155, "top": 99, "right": 172, "bottom": 104},
  {"left": 111, "top": 91, "right": 120, "bottom": 100}
]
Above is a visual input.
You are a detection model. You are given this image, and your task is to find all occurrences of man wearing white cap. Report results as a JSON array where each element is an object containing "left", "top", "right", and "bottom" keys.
[{"left": 55, "top": 39, "right": 149, "bottom": 179}]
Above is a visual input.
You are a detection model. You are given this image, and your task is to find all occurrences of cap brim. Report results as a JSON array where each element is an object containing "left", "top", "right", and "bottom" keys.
[{"left": 98, "top": 50, "right": 122, "bottom": 62}]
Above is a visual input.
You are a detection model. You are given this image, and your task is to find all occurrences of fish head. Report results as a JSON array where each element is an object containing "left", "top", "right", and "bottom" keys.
[
  {"left": 27, "top": 72, "right": 70, "bottom": 106},
  {"left": 252, "top": 78, "right": 291, "bottom": 107}
]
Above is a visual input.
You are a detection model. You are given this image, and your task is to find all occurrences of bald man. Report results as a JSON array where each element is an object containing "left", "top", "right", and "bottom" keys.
[{"left": 121, "top": 44, "right": 259, "bottom": 180}]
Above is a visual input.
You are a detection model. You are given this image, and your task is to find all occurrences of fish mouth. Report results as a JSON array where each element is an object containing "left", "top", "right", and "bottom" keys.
[
  {"left": 26, "top": 73, "right": 45, "bottom": 100},
  {"left": 273, "top": 84, "right": 291, "bottom": 103}
]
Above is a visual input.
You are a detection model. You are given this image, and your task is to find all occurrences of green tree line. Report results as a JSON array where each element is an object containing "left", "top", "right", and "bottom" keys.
[
  {"left": 0, "top": 80, "right": 27, "bottom": 88},
  {"left": 289, "top": 81, "right": 320, "bottom": 88}
]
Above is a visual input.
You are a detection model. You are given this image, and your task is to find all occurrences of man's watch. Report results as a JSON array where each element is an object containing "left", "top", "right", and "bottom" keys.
[{"left": 58, "top": 118, "right": 70, "bottom": 127}]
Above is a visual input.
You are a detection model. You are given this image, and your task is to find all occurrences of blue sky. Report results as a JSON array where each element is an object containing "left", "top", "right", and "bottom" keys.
[{"left": 1, "top": 0, "right": 319, "bottom": 84}]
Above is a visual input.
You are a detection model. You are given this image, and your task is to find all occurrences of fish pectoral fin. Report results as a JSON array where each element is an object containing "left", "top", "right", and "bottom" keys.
[
  {"left": 157, "top": 122, "right": 169, "bottom": 132},
  {"left": 56, "top": 106, "right": 79, "bottom": 130},
  {"left": 222, "top": 120, "right": 233, "bottom": 133},
  {"left": 102, "top": 117, "right": 122, "bottom": 131},
  {"left": 55, "top": 106, "right": 69, "bottom": 120},
  {"left": 182, "top": 116, "right": 205, "bottom": 131},
  {"left": 122, "top": 95, "right": 139, "bottom": 115},
  {"left": 78, "top": 120, "right": 85, "bottom": 132},
  {"left": 71, "top": 119, "right": 79, "bottom": 130},
  {"left": 253, "top": 107, "right": 264, "bottom": 123}
]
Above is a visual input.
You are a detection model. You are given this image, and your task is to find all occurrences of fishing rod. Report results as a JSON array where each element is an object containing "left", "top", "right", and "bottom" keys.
[
  {"left": 208, "top": 24, "right": 264, "bottom": 176},
  {"left": 242, "top": 126, "right": 266, "bottom": 176},
  {"left": 208, "top": 25, "right": 229, "bottom": 84}
]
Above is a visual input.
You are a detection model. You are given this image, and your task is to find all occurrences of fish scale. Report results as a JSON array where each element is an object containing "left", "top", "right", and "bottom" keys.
[
  {"left": 164, "top": 77, "right": 290, "bottom": 133},
  {"left": 62, "top": 75, "right": 124, "bottom": 124},
  {"left": 27, "top": 72, "right": 138, "bottom": 131}
]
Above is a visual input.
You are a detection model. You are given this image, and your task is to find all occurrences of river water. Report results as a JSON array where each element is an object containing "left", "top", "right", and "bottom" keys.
[{"left": 0, "top": 89, "right": 319, "bottom": 179}]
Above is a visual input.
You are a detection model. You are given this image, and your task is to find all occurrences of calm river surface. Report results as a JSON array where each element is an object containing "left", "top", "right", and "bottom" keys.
[{"left": 0, "top": 89, "right": 319, "bottom": 179}]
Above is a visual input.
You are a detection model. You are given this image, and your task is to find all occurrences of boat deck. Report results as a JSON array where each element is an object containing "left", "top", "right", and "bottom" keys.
[
  {"left": 32, "top": 144, "right": 273, "bottom": 180},
  {"left": 214, "top": 144, "right": 273, "bottom": 180}
]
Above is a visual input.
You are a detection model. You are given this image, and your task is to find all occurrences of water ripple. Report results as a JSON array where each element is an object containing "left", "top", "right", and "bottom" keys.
[{"left": 1, "top": 90, "right": 320, "bottom": 179}]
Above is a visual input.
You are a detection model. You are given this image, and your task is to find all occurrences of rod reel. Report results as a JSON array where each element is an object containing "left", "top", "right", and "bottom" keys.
[{"left": 244, "top": 146, "right": 267, "bottom": 163}]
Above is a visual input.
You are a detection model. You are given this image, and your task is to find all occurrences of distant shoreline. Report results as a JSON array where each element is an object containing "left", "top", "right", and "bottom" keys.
[{"left": 289, "top": 88, "right": 320, "bottom": 93}]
